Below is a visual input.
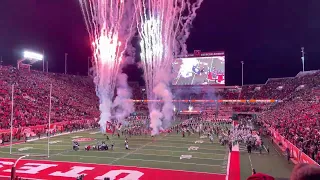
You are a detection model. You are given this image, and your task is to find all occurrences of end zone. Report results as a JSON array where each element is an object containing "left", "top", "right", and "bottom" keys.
[{"left": 0, "top": 158, "right": 226, "bottom": 180}]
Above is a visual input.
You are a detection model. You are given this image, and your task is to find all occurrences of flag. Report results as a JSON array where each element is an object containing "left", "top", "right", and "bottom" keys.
[{"left": 106, "top": 122, "right": 113, "bottom": 134}]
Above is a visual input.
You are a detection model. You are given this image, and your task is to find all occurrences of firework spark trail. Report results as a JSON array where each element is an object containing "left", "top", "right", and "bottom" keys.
[
  {"left": 79, "top": 0, "right": 136, "bottom": 133},
  {"left": 135, "top": 0, "right": 203, "bottom": 135}
]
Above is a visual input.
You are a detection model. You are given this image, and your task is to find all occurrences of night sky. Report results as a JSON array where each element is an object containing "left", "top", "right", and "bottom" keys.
[{"left": 1, "top": 0, "right": 320, "bottom": 86}]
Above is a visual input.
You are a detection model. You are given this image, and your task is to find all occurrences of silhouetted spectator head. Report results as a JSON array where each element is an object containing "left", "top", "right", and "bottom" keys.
[{"left": 290, "top": 163, "right": 320, "bottom": 180}]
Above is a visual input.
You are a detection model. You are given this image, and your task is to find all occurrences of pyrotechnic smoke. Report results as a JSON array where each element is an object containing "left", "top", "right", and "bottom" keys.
[
  {"left": 149, "top": 109, "right": 163, "bottom": 135},
  {"left": 176, "top": 0, "right": 204, "bottom": 56},
  {"left": 134, "top": 0, "right": 203, "bottom": 135},
  {"left": 113, "top": 73, "right": 135, "bottom": 124},
  {"left": 79, "top": 0, "right": 136, "bottom": 133}
]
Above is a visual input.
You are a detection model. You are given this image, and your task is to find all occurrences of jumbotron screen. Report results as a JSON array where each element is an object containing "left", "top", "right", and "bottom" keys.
[{"left": 172, "top": 51, "right": 225, "bottom": 85}]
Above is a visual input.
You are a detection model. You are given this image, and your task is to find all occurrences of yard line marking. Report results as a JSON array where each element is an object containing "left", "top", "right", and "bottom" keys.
[
  {"left": 57, "top": 153, "right": 221, "bottom": 167},
  {"left": 248, "top": 154, "right": 253, "bottom": 170},
  {"left": 109, "top": 137, "right": 159, "bottom": 165},
  {"left": 146, "top": 144, "right": 226, "bottom": 151},
  {"left": 5, "top": 145, "right": 226, "bottom": 156},
  {"left": 73, "top": 151, "right": 224, "bottom": 160},
  {"left": 0, "top": 157, "right": 227, "bottom": 176},
  {"left": 0, "top": 129, "right": 95, "bottom": 149},
  {"left": 225, "top": 152, "right": 231, "bottom": 180},
  {"left": 16, "top": 143, "right": 226, "bottom": 152}
]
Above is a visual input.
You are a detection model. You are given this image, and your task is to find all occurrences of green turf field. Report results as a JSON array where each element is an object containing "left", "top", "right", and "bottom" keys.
[
  {"left": 239, "top": 137, "right": 294, "bottom": 180},
  {"left": 0, "top": 129, "right": 229, "bottom": 174}
]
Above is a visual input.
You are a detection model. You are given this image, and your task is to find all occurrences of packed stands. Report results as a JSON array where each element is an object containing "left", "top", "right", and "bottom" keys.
[
  {"left": 1, "top": 64, "right": 320, "bottom": 163},
  {"left": 0, "top": 66, "right": 100, "bottom": 142}
]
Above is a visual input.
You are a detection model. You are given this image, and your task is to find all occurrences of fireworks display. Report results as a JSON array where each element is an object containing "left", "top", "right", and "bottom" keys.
[
  {"left": 134, "top": 0, "right": 203, "bottom": 135},
  {"left": 79, "top": 0, "right": 136, "bottom": 132}
]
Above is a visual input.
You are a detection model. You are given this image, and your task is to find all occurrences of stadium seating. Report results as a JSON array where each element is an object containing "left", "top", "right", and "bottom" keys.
[
  {"left": 0, "top": 66, "right": 99, "bottom": 130},
  {"left": 1, "top": 65, "right": 320, "bottom": 163}
]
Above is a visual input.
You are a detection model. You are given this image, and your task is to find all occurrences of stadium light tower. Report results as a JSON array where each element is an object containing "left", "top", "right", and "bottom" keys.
[
  {"left": 65, "top": 53, "right": 68, "bottom": 74},
  {"left": 301, "top": 47, "right": 305, "bottom": 72},
  {"left": 241, "top": 61, "right": 244, "bottom": 86},
  {"left": 17, "top": 51, "right": 44, "bottom": 71}
]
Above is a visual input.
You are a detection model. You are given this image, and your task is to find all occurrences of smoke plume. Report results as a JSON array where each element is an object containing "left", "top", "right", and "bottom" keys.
[{"left": 113, "top": 73, "right": 135, "bottom": 124}]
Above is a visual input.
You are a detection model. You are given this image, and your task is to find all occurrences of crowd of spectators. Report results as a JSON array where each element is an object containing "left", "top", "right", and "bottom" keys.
[
  {"left": 0, "top": 66, "right": 99, "bottom": 142},
  {"left": 1, "top": 64, "right": 320, "bottom": 163},
  {"left": 257, "top": 70, "right": 320, "bottom": 163}
]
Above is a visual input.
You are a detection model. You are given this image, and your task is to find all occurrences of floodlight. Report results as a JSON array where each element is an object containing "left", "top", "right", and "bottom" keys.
[{"left": 23, "top": 51, "right": 43, "bottom": 61}]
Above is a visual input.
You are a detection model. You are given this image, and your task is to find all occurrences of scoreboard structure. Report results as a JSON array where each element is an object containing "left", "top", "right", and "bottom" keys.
[{"left": 172, "top": 50, "right": 225, "bottom": 86}]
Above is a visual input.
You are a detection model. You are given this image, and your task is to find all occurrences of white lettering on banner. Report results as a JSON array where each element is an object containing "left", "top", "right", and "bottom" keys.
[
  {"left": 200, "top": 136, "right": 207, "bottom": 139},
  {"left": 72, "top": 136, "right": 83, "bottom": 139},
  {"left": 195, "top": 140, "right": 203, "bottom": 144},
  {"left": 95, "top": 170, "right": 144, "bottom": 180},
  {"left": 18, "top": 147, "right": 33, "bottom": 151},
  {"left": 50, "top": 166, "right": 95, "bottom": 178},
  {"left": 0, "top": 161, "right": 14, "bottom": 168},
  {"left": 188, "top": 146, "right": 199, "bottom": 151},
  {"left": 49, "top": 140, "right": 62, "bottom": 144},
  {"left": 3, "top": 163, "right": 57, "bottom": 174},
  {"left": 180, "top": 155, "right": 192, "bottom": 160}
]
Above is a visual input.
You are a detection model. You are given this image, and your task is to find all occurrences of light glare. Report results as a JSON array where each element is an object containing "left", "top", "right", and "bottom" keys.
[{"left": 23, "top": 51, "right": 43, "bottom": 61}]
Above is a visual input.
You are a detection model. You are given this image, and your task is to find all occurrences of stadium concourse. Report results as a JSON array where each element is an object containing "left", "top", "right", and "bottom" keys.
[{"left": 0, "top": 65, "right": 319, "bottom": 179}]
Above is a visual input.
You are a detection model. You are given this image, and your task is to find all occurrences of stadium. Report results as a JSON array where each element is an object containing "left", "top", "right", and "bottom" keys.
[
  {"left": 1, "top": 50, "right": 319, "bottom": 180},
  {"left": 1, "top": 1, "right": 320, "bottom": 180}
]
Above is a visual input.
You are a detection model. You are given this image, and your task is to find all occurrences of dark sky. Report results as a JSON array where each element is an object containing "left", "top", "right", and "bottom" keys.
[{"left": 1, "top": 0, "right": 319, "bottom": 86}]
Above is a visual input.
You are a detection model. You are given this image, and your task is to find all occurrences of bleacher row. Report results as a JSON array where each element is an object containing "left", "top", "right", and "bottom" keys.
[{"left": 0, "top": 65, "right": 320, "bottom": 162}]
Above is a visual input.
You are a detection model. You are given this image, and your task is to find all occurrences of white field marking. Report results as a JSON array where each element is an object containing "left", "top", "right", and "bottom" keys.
[
  {"left": 180, "top": 155, "right": 192, "bottom": 160},
  {"left": 12, "top": 142, "right": 148, "bottom": 149},
  {"left": 225, "top": 152, "right": 231, "bottom": 180},
  {"left": 109, "top": 139, "right": 159, "bottom": 165},
  {"left": 263, "top": 145, "right": 268, "bottom": 152},
  {"left": 84, "top": 147, "right": 225, "bottom": 156},
  {"left": 195, "top": 140, "right": 204, "bottom": 144},
  {"left": 248, "top": 154, "right": 253, "bottom": 170},
  {"left": 26, "top": 129, "right": 92, "bottom": 142},
  {"left": 57, "top": 153, "right": 220, "bottom": 167},
  {"left": 89, "top": 132, "right": 100, "bottom": 135},
  {"left": 18, "top": 147, "right": 33, "bottom": 151},
  {"left": 0, "top": 157, "right": 226, "bottom": 176},
  {"left": 71, "top": 136, "right": 83, "bottom": 139},
  {"left": 15, "top": 146, "right": 225, "bottom": 161},
  {"left": 0, "top": 150, "right": 47, "bottom": 156},
  {"left": 6, "top": 145, "right": 226, "bottom": 156},
  {"left": 188, "top": 146, "right": 199, "bottom": 151},
  {"left": 160, "top": 139, "right": 221, "bottom": 145},
  {"left": 146, "top": 144, "right": 226, "bottom": 151},
  {"left": 109, "top": 133, "right": 169, "bottom": 165},
  {"left": 49, "top": 140, "right": 62, "bottom": 144}
]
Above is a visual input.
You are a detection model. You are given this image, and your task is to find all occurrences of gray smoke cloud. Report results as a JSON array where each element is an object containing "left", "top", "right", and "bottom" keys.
[
  {"left": 113, "top": 73, "right": 135, "bottom": 124},
  {"left": 175, "top": 0, "right": 204, "bottom": 56}
]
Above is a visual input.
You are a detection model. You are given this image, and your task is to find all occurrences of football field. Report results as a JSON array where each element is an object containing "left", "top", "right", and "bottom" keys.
[{"left": 0, "top": 129, "right": 232, "bottom": 180}]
